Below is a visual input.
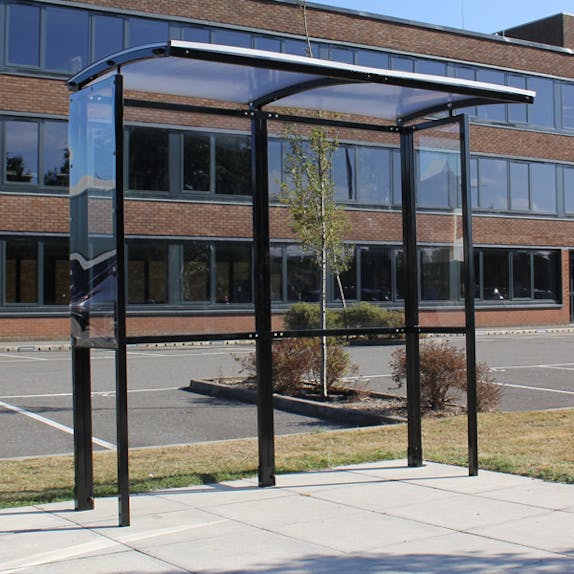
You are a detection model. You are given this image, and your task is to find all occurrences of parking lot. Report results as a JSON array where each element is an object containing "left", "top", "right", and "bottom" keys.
[{"left": 1, "top": 331, "right": 573, "bottom": 459}]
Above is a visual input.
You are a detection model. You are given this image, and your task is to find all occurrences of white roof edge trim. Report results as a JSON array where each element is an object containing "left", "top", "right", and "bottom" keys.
[{"left": 167, "top": 40, "right": 535, "bottom": 100}]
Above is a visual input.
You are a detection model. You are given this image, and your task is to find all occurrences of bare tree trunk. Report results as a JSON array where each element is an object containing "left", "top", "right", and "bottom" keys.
[{"left": 320, "top": 181, "right": 328, "bottom": 398}]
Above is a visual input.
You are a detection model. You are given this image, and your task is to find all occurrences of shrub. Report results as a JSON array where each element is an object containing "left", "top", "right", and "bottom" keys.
[
  {"left": 237, "top": 337, "right": 355, "bottom": 394},
  {"left": 389, "top": 339, "right": 502, "bottom": 412},
  {"left": 340, "top": 302, "right": 404, "bottom": 334},
  {"left": 283, "top": 302, "right": 339, "bottom": 330}
]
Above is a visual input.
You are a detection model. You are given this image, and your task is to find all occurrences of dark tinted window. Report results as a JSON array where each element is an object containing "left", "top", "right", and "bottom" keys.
[
  {"left": 215, "top": 135, "right": 251, "bottom": 195},
  {"left": 129, "top": 128, "right": 169, "bottom": 191},
  {"left": 534, "top": 251, "right": 559, "bottom": 300},
  {"left": 45, "top": 7, "right": 89, "bottom": 73},
  {"left": 5, "top": 239, "right": 37, "bottom": 303},
  {"left": 183, "top": 243, "right": 210, "bottom": 302},
  {"left": 93, "top": 15, "right": 124, "bottom": 61},
  {"left": 286, "top": 246, "right": 319, "bottom": 302},
  {"left": 128, "top": 241, "right": 168, "bottom": 304},
  {"left": 7, "top": 3, "right": 40, "bottom": 67},
  {"left": 44, "top": 239, "right": 69, "bottom": 305},
  {"left": 5, "top": 121, "right": 38, "bottom": 184},
  {"left": 512, "top": 251, "right": 531, "bottom": 298},
  {"left": 43, "top": 122, "right": 69, "bottom": 187},
  {"left": 482, "top": 250, "right": 508, "bottom": 300},
  {"left": 420, "top": 247, "right": 450, "bottom": 301},
  {"left": 270, "top": 246, "right": 283, "bottom": 301},
  {"left": 184, "top": 133, "right": 210, "bottom": 192},
  {"left": 215, "top": 244, "right": 252, "bottom": 303},
  {"left": 360, "top": 246, "right": 392, "bottom": 302}
]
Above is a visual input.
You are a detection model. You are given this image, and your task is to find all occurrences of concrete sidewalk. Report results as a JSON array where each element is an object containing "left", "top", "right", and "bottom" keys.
[{"left": 1, "top": 460, "right": 573, "bottom": 573}]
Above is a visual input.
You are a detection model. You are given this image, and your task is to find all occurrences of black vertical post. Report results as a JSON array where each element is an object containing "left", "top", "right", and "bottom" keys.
[
  {"left": 400, "top": 127, "right": 423, "bottom": 467},
  {"left": 251, "top": 109, "right": 276, "bottom": 487},
  {"left": 72, "top": 343, "right": 94, "bottom": 510},
  {"left": 460, "top": 115, "right": 479, "bottom": 476},
  {"left": 114, "top": 73, "right": 130, "bottom": 525}
]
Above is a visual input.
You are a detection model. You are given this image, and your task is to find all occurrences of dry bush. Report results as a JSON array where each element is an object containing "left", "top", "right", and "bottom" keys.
[
  {"left": 238, "top": 338, "right": 355, "bottom": 395},
  {"left": 390, "top": 339, "right": 502, "bottom": 412}
]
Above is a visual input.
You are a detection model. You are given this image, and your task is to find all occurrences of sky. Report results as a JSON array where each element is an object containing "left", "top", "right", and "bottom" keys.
[{"left": 309, "top": 0, "right": 574, "bottom": 34}]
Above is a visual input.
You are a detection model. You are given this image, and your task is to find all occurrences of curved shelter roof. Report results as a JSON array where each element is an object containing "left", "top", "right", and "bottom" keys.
[{"left": 67, "top": 41, "right": 534, "bottom": 122}]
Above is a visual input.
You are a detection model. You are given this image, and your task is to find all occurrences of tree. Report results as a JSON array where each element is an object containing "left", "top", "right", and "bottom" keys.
[{"left": 281, "top": 125, "right": 352, "bottom": 397}]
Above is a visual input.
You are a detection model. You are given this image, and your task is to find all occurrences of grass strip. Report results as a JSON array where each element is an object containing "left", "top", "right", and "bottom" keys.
[{"left": 1, "top": 409, "right": 572, "bottom": 508}]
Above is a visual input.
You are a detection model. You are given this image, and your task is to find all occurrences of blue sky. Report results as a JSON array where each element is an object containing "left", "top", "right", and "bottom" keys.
[{"left": 309, "top": 0, "right": 574, "bottom": 34}]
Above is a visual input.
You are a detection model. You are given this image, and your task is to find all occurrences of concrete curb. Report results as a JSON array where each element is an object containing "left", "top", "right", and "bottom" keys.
[{"left": 187, "top": 379, "right": 406, "bottom": 426}]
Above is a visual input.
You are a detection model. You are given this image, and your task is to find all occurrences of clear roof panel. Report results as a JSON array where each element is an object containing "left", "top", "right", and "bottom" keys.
[{"left": 68, "top": 41, "right": 534, "bottom": 122}]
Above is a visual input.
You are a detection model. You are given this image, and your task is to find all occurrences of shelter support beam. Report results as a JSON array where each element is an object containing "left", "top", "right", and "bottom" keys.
[
  {"left": 251, "top": 110, "right": 276, "bottom": 487},
  {"left": 400, "top": 128, "right": 423, "bottom": 467},
  {"left": 72, "top": 344, "right": 94, "bottom": 510}
]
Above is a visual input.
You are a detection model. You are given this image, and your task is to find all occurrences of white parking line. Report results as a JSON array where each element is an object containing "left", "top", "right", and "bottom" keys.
[
  {"left": 0, "top": 353, "right": 48, "bottom": 362},
  {"left": 0, "top": 387, "right": 182, "bottom": 400},
  {"left": 494, "top": 382, "right": 574, "bottom": 395},
  {"left": 0, "top": 399, "right": 115, "bottom": 450},
  {"left": 491, "top": 362, "right": 574, "bottom": 371}
]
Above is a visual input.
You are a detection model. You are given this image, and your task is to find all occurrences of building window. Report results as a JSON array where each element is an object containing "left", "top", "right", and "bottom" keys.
[
  {"left": 527, "top": 77, "right": 555, "bottom": 128},
  {"left": 286, "top": 246, "right": 319, "bottom": 302},
  {"left": 512, "top": 251, "right": 531, "bottom": 299},
  {"left": 357, "top": 147, "right": 391, "bottom": 205},
  {"left": 44, "top": 239, "right": 69, "bottom": 305},
  {"left": 127, "top": 241, "right": 168, "bottom": 304},
  {"left": 5, "top": 121, "right": 38, "bottom": 184},
  {"left": 482, "top": 250, "right": 509, "bottom": 300},
  {"left": 45, "top": 7, "right": 89, "bottom": 73},
  {"left": 334, "top": 250, "right": 357, "bottom": 301},
  {"left": 128, "top": 127, "right": 169, "bottom": 192},
  {"left": 360, "top": 246, "right": 392, "bottom": 302},
  {"left": 7, "top": 3, "right": 40, "bottom": 67},
  {"left": 509, "top": 162, "right": 529, "bottom": 212},
  {"left": 43, "top": 122, "right": 70, "bottom": 187},
  {"left": 5, "top": 239, "right": 37, "bottom": 304},
  {"left": 333, "top": 145, "right": 355, "bottom": 201},
  {"left": 183, "top": 133, "right": 211, "bottom": 192},
  {"left": 530, "top": 163, "right": 556, "bottom": 214},
  {"left": 477, "top": 158, "right": 507, "bottom": 211},
  {"left": 534, "top": 251, "right": 559, "bottom": 300},
  {"left": 93, "top": 15, "right": 124, "bottom": 62},
  {"left": 270, "top": 246, "right": 283, "bottom": 301},
  {"left": 215, "top": 135, "right": 251, "bottom": 195},
  {"left": 561, "top": 83, "right": 574, "bottom": 130},
  {"left": 417, "top": 151, "right": 453, "bottom": 208},
  {"left": 477, "top": 69, "right": 506, "bottom": 122},
  {"left": 128, "top": 18, "right": 169, "bottom": 48},
  {"left": 420, "top": 247, "right": 451, "bottom": 301},
  {"left": 215, "top": 243, "right": 252, "bottom": 303},
  {"left": 183, "top": 243, "right": 210, "bottom": 302},
  {"left": 564, "top": 167, "right": 574, "bottom": 214}
]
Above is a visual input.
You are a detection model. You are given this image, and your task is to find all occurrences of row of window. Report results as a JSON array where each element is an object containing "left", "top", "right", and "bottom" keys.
[
  {"left": 1, "top": 236, "right": 561, "bottom": 308},
  {"left": 1, "top": 0, "right": 574, "bottom": 132},
  {"left": 3, "top": 117, "right": 574, "bottom": 216}
]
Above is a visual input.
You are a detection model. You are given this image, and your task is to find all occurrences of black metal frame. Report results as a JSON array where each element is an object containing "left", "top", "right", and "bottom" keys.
[{"left": 68, "top": 46, "right": 501, "bottom": 525}]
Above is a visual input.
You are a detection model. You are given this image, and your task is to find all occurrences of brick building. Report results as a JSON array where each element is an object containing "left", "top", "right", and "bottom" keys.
[{"left": 1, "top": 0, "right": 574, "bottom": 340}]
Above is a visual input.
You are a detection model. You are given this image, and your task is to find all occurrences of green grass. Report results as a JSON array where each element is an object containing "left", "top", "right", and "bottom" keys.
[{"left": 1, "top": 408, "right": 572, "bottom": 508}]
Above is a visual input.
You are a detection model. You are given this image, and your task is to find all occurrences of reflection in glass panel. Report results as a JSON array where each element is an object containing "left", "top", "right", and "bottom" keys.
[
  {"left": 534, "top": 251, "right": 558, "bottom": 300},
  {"left": 268, "top": 139, "right": 283, "bottom": 197},
  {"left": 128, "top": 18, "right": 169, "bottom": 47},
  {"left": 129, "top": 128, "right": 169, "bottom": 191},
  {"left": 477, "top": 70, "right": 506, "bottom": 122},
  {"left": 512, "top": 251, "right": 531, "bottom": 298},
  {"left": 270, "top": 246, "right": 283, "bottom": 301},
  {"left": 507, "top": 75, "right": 528, "bottom": 123},
  {"left": 183, "top": 243, "right": 210, "bottom": 302},
  {"left": 509, "top": 162, "right": 529, "bottom": 211},
  {"left": 5, "top": 121, "right": 38, "bottom": 183},
  {"left": 184, "top": 133, "right": 210, "bottom": 192},
  {"left": 333, "top": 146, "right": 355, "bottom": 200},
  {"left": 360, "top": 246, "right": 391, "bottom": 301},
  {"left": 213, "top": 29, "right": 251, "bottom": 48},
  {"left": 527, "top": 77, "right": 555, "bottom": 128},
  {"left": 7, "top": 3, "right": 40, "bottom": 67},
  {"left": 93, "top": 15, "right": 124, "bottom": 61},
  {"left": 216, "top": 135, "right": 251, "bottom": 195},
  {"left": 562, "top": 83, "right": 574, "bottom": 130},
  {"left": 43, "top": 122, "right": 69, "bottom": 187},
  {"left": 478, "top": 158, "right": 507, "bottom": 210},
  {"left": 357, "top": 147, "right": 391, "bottom": 204},
  {"left": 128, "top": 241, "right": 168, "bottom": 304},
  {"left": 530, "top": 163, "right": 556, "bottom": 213},
  {"left": 334, "top": 250, "right": 356, "bottom": 301},
  {"left": 356, "top": 50, "right": 389, "bottom": 69},
  {"left": 420, "top": 247, "right": 450, "bottom": 301},
  {"left": 417, "top": 151, "right": 450, "bottom": 208},
  {"left": 215, "top": 243, "right": 252, "bottom": 303},
  {"left": 46, "top": 7, "right": 89, "bottom": 73},
  {"left": 286, "top": 246, "right": 319, "bottom": 302},
  {"left": 483, "top": 250, "right": 508, "bottom": 300},
  {"left": 5, "top": 239, "right": 37, "bottom": 303},
  {"left": 564, "top": 167, "right": 574, "bottom": 214},
  {"left": 44, "top": 239, "right": 69, "bottom": 305},
  {"left": 182, "top": 26, "right": 210, "bottom": 43}
]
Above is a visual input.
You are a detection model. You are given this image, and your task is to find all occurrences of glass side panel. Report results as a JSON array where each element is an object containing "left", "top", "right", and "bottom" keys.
[
  {"left": 7, "top": 3, "right": 40, "bottom": 67},
  {"left": 414, "top": 120, "right": 467, "bottom": 327},
  {"left": 69, "top": 76, "right": 118, "bottom": 347}
]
